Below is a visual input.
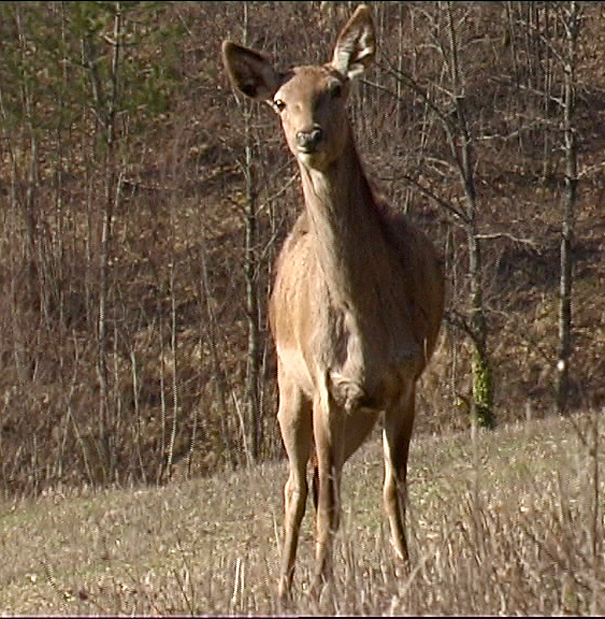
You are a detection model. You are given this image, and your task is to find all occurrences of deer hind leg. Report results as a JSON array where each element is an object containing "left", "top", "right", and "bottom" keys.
[
  {"left": 277, "top": 372, "right": 312, "bottom": 600},
  {"left": 311, "top": 409, "right": 378, "bottom": 512},
  {"left": 312, "top": 394, "right": 345, "bottom": 593},
  {"left": 382, "top": 385, "right": 416, "bottom": 562}
]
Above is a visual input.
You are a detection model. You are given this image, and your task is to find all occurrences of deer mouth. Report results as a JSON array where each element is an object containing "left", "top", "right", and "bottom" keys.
[{"left": 297, "top": 144, "right": 319, "bottom": 155}]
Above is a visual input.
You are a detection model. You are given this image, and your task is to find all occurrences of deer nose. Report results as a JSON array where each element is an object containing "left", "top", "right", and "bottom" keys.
[{"left": 296, "top": 127, "right": 323, "bottom": 152}]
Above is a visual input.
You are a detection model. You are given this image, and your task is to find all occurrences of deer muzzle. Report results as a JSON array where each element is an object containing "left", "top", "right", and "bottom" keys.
[{"left": 296, "top": 127, "right": 324, "bottom": 153}]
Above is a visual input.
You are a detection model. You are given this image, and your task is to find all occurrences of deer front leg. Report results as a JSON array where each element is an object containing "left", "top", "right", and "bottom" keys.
[
  {"left": 277, "top": 373, "right": 312, "bottom": 601},
  {"left": 382, "top": 388, "right": 416, "bottom": 562},
  {"left": 312, "top": 394, "right": 345, "bottom": 594}
]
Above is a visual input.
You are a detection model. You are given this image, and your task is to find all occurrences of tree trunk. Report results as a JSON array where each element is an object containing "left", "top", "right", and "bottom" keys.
[
  {"left": 445, "top": 1, "right": 494, "bottom": 428},
  {"left": 86, "top": 1, "right": 122, "bottom": 476},
  {"left": 244, "top": 130, "right": 262, "bottom": 462},
  {"left": 241, "top": 3, "right": 262, "bottom": 463},
  {"left": 557, "top": 1, "right": 579, "bottom": 415}
]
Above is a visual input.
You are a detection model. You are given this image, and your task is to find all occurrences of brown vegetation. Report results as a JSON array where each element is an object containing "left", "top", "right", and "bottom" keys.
[{"left": 1, "top": 1, "right": 604, "bottom": 500}]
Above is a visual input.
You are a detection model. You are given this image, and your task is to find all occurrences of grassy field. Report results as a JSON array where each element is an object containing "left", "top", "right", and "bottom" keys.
[{"left": 1, "top": 411, "right": 603, "bottom": 616}]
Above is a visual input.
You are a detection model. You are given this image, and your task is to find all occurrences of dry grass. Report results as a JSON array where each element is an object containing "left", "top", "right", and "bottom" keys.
[{"left": 1, "top": 411, "right": 603, "bottom": 616}]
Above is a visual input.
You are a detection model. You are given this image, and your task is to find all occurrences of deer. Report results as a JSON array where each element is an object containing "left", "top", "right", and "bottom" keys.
[{"left": 222, "top": 4, "right": 445, "bottom": 600}]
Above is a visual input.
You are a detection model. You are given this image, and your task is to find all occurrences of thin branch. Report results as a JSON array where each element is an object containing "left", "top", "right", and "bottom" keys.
[
  {"left": 474, "top": 232, "right": 538, "bottom": 247},
  {"left": 389, "top": 172, "right": 469, "bottom": 224}
]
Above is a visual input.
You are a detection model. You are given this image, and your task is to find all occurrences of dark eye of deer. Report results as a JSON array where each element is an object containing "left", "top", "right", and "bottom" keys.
[
  {"left": 274, "top": 99, "right": 286, "bottom": 111},
  {"left": 329, "top": 83, "right": 342, "bottom": 98}
]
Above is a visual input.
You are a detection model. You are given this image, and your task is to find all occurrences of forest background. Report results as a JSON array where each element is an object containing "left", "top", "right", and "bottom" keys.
[{"left": 1, "top": 1, "right": 604, "bottom": 497}]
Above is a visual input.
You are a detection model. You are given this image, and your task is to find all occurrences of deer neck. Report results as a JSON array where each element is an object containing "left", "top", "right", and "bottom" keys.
[{"left": 298, "top": 131, "right": 391, "bottom": 318}]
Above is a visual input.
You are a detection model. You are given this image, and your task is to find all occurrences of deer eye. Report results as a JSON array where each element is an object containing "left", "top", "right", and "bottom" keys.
[
  {"left": 329, "top": 82, "right": 342, "bottom": 98},
  {"left": 273, "top": 98, "right": 286, "bottom": 112}
]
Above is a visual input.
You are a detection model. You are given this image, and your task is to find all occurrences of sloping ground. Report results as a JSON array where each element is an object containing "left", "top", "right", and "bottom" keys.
[{"left": 1, "top": 411, "right": 603, "bottom": 616}]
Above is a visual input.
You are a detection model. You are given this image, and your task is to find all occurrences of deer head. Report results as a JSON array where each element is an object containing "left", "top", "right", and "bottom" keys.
[{"left": 222, "top": 5, "right": 375, "bottom": 171}]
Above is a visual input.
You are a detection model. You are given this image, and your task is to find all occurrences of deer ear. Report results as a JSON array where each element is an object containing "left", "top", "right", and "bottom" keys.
[
  {"left": 331, "top": 5, "right": 376, "bottom": 80},
  {"left": 222, "top": 41, "right": 281, "bottom": 100}
]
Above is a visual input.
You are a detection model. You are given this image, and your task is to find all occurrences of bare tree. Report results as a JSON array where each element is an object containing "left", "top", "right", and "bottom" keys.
[
  {"left": 229, "top": 3, "right": 263, "bottom": 464},
  {"left": 557, "top": 0, "right": 580, "bottom": 414},
  {"left": 80, "top": 1, "right": 124, "bottom": 478},
  {"left": 379, "top": 1, "right": 494, "bottom": 427}
]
